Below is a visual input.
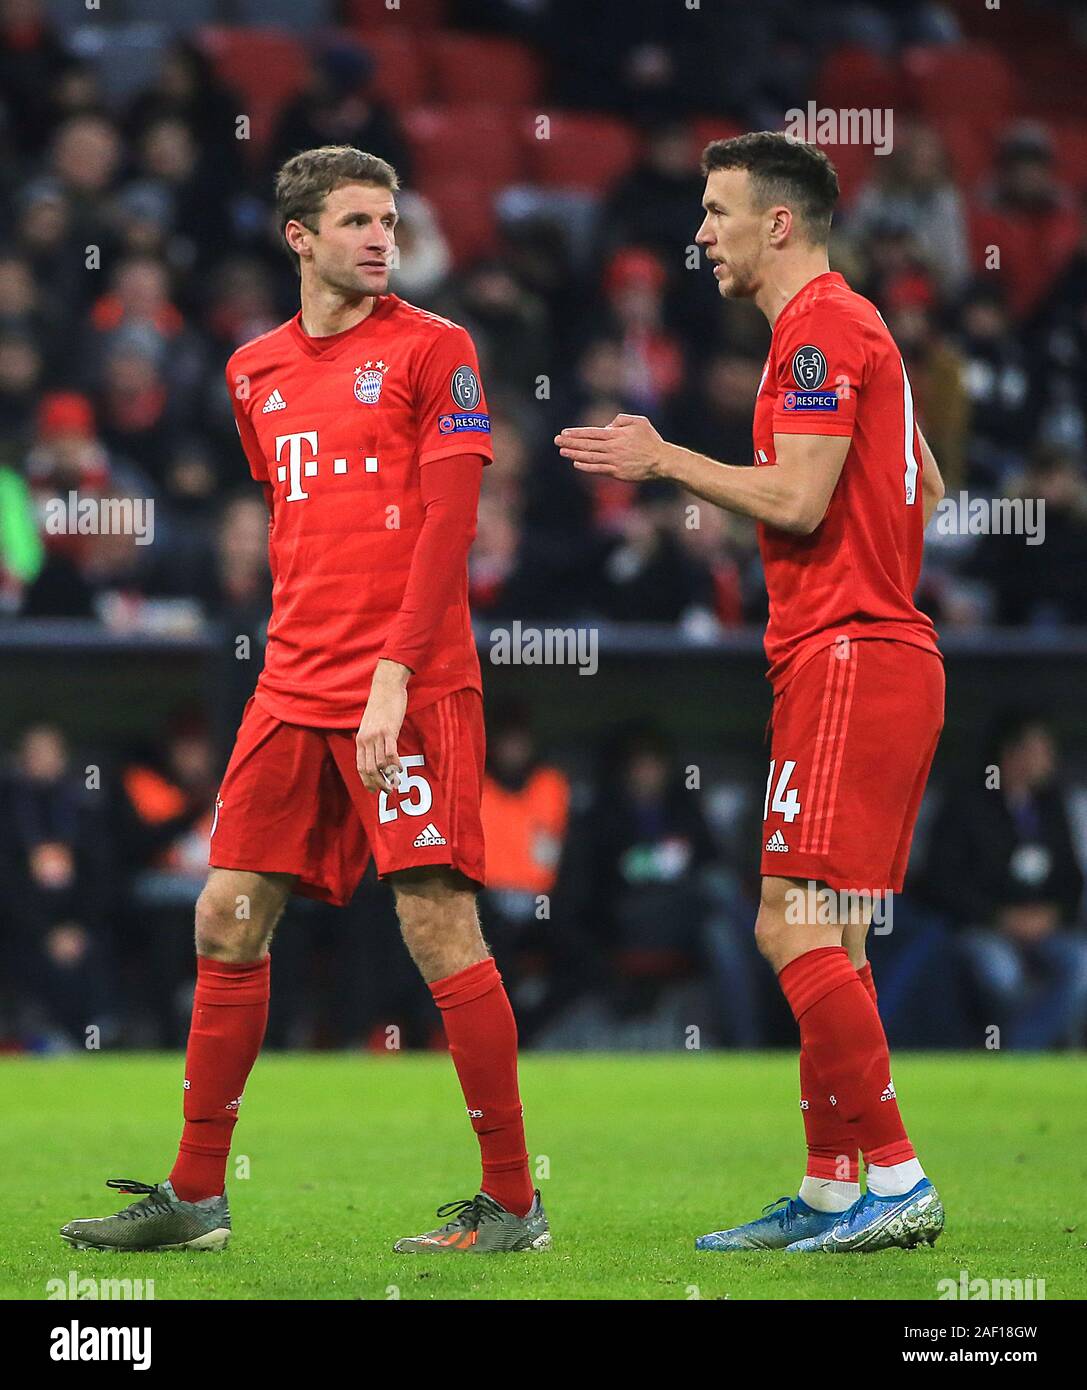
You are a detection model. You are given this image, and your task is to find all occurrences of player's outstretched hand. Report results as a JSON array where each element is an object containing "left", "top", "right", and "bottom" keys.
[
  {"left": 356, "top": 661, "right": 409, "bottom": 794},
  {"left": 555, "top": 414, "right": 667, "bottom": 481}
]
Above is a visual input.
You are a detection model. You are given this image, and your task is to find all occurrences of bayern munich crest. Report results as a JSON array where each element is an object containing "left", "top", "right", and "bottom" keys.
[{"left": 353, "top": 360, "right": 388, "bottom": 404}]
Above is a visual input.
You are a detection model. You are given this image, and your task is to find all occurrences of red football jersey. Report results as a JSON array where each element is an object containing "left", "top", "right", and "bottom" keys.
[
  {"left": 752, "top": 271, "right": 939, "bottom": 692},
  {"left": 225, "top": 294, "right": 492, "bottom": 726}
]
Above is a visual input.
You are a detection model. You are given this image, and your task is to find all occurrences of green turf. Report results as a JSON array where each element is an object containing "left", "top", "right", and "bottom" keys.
[{"left": 1, "top": 1052, "right": 1083, "bottom": 1300}]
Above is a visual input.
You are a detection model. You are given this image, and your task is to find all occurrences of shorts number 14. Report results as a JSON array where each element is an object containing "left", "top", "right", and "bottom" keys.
[{"left": 764, "top": 758, "right": 802, "bottom": 824}]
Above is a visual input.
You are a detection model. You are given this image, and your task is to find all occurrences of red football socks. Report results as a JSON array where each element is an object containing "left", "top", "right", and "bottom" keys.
[
  {"left": 781, "top": 947, "right": 915, "bottom": 1172},
  {"left": 798, "top": 958, "right": 881, "bottom": 1180},
  {"left": 168, "top": 955, "right": 270, "bottom": 1202},
  {"left": 429, "top": 957, "right": 534, "bottom": 1218}
]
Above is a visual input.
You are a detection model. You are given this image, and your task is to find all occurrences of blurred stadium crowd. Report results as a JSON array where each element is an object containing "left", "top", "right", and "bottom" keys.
[{"left": 1, "top": 0, "right": 1086, "bottom": 1051}]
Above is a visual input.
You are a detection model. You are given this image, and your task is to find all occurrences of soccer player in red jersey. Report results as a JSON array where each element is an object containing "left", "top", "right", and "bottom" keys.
[
  {"left": 558, "top": 132, "right": 946, "bottom": 1253},
  {"left": 60, "top": 147, "right": 550, "bottom": 1257}
]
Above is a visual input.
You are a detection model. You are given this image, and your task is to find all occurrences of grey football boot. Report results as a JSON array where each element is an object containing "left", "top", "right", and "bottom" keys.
[
  {"left": 394, "top": 1190, "right": 551, "bottom": 1253},
  {"left": 60, "top": 1179, "right": 230, "bottom": 1252}
]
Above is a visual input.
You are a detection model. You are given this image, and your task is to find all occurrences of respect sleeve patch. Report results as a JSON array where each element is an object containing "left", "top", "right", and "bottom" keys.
[
  {"left": 781, "top": 390, "right": 839, "bottom": 411},
  {"left": 438, "top": 411, "right": 491, "bottom": 434}
]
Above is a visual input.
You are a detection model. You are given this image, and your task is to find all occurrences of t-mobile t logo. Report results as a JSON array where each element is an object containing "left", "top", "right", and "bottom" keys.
[
  {"left": 274, "top": 430, "right": 378, "bottom": 501},
  {"left": 275, "top": 430, "right": 319, "bottom": 501}
]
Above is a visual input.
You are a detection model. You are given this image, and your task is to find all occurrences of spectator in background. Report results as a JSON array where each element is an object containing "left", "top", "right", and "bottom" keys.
[
  {"left": 0, "top": 329, "right": 43, "bottom": 439},
  {"left": 94, "top": 330, "right": 175, "bottom": 480},
  {"left": 128, "top": 116, "right": 230, "bottom": 275},
  {"left": 123, "top": 38, "right": 245, "bottom": 189},
  {"left": 19, "top": 390, "right": 172, "bottom": 620},
  {"left": 478, "top": 699, "right": 574, "bottom": 1041},
  {"left": 443, "top": 260, "right": 551, "bottom": 399},
  {"left": 955, "top": 280, "right": 1038, "bottom": 489},
  {"left": 969, "top": 446, "right": 1087, "bottom": 627},
  {"left": 973, "top": 122, "right": 1083, "bottom": 321},
  {"left": 0, "top": 446, "right": 41, "bottom": 611},
  {"left": 48, "top": 113, "right": 122, "bottom": 255},
  {"left": 600, "top": 247, "right": 684, "bottom": 417},
  {"left": 0, "top": 0, "right": 72, "bottom": 159},
  {"left": 86, "top": 256, "right": 204, "bottom": 413},
  {"left": 570, "top": 721, "right": 714, "bottom": 990},
  {"left": 1, "top": 722, "right": 114, "bottom": 1047},
  {"left": 117, "top": 714, "right": 218, "bottom": 883},
  {"left": 601, "top": 483, "right": 717, "bottom": 625},
  {"left": 12, "top": 178, "right": 87, "bottom": 324},
  {"left": 267, "top": 38, "right": 410, "bottom": 186},
  {"left": 1032, "top": 223, "right": 1087, "bottom": 456},
  {"left": 605, "top": 121, "right": 704, "bottom": 262},
  {"left": 672, "top": 351, "right": 763, "bottom": 464},
  {"left": 926, "top": 710, "right": 1087, "bottom": 1048},
  {"left": 203, "top": 257, "right": 283, "bottom": 359},
  {"left": 386, "top": 189, "right": 450, "bottom": 305},
  {"left": 0, "top": 255, "right": 59, "bottom": 370},
  {"left": 22, "top": 389, "right": 110, "bottom": 567},
  {"left": 884, "top": 273, "right": 971, "bottom": 493},
  {"left": 674, "top": 498, "right": 756, "bottom": 629},
  {"left": 849, "top": 122, "right": 971, "bottom": 296}
]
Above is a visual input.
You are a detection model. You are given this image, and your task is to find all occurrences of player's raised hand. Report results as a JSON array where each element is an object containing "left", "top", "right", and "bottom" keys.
[
  {"left": 555, "top": 414, "right": 667, "bottom": 480},
  {"left": 356, "top": 660, "right": 409, "bottom": 794}
]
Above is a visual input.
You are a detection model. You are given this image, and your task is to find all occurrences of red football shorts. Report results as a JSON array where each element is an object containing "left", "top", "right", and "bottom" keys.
[
  {"left": 209, "top": 688, "right": 486, "bottom": 905},
  {"left": 760, "top": 638, "right": 944, "bottom": 893}
]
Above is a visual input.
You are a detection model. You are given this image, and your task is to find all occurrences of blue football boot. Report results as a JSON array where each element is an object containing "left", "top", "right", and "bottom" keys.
[
  {"left": 696, "top": 1194, "right": 842, "bottom": 1251},
  {"left": 784, "top": 1178, "right": 944, "bottom": 1253}
]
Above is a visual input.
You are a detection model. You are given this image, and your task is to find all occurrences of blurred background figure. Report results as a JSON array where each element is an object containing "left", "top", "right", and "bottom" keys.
[
  {"left": 0, "top": 722, "right": 114, "bottom": 1049},
  {"left": 478, "top": 698, "right": 573, "bottom": 1042},
  {"left": 926, "top": 711, "right": 1087, "bottom": 1049}
]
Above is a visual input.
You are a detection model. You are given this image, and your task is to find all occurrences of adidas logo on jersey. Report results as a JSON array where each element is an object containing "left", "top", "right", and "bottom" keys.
[
  {"left": 262, "top": 388, "right": 287, "bottom": 413},
  {"left": 880, "top": 1079, "right": 897, "bottom": 1102},
  {"left": 413, "top": 822, "right": 446, "bottom": 847},
  {"left": 765, "top": 829, "right": 789, "bottom": 852}
]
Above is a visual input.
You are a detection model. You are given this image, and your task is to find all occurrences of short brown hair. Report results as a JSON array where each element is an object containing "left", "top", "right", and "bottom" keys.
[
  {"left": 274, "top": 145, "right": 399, "bottom": 271},
  {"left": 700, "top": 132, "right": 839, "bottom": 242}
]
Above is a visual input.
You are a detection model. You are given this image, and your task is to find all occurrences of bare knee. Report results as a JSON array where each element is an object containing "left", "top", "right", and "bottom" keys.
[
  {"left": 392, "top": 867, "right": 487, "bottom": 983},
  {"left": 754, "top": 875, "right": 843, "bottom": 972},
  {"left": 194, "top": 870, "right": 291, "bottom": 960},
  {"left": 752, "top": 876, "right": 790, "bottom": 964}
]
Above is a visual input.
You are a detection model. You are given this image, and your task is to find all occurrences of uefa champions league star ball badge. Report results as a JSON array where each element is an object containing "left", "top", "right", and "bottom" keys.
[{"left": 354, "top": 361, "right": 388, "bottom": 404}]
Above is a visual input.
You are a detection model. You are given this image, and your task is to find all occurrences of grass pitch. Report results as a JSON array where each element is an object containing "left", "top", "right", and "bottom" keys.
[{"left": 1, "top": 1052, "right": 1083, "bottom": 1300}]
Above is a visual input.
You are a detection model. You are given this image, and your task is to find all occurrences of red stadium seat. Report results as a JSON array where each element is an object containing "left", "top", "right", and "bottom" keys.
[
  {"left": 1050, "top": 120, "right": 1087, "bottom": 195},
  {"left": 815, "top": 46, "right": 904, "bottom": 113},
  {"left": 933, "top": 119, "right": 996, "bottom": 197},
  {"left": 199, "top": 27, "right": 311, "bottom": 159},
  {"left": 525, "top": 113, "right": 641, "bottom": 192},
  {"left": 417, "top": 175, "right": 500, "bottom": 265},
  {"left": 403, "top": 106, "right": 526, "bottom": 191},
  {"left": 904, "top": 44, "right": 1020, "bottom": 126},
  {"left": 355, "top": 29, "right": 431, "bottom": 109},
  {"left": 343, "top": 0, "right": 448, "bottom": 29},
  {"left": 817, "top": 141, "right": 878, "bottom": 207},
  {"left": 429, "top": 33, "right": 544, "bottom": 108},
  {"left": 1018, "top": 45, "right": 1087, "bottom": 120},
  {"left": 689, "top": 117, "right": 745, "bottom": 158}
]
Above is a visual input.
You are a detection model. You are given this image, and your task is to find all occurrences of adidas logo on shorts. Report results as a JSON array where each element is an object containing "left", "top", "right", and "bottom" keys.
[
  {"left": 765, "top": 829, "right": 789, "bottom": 852},
  {"left": 880, "top": 1079, "right": 897, "bottom": 1102},
  {"left": 413, "top": 822, "right": 446, "bottom": 847}
]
